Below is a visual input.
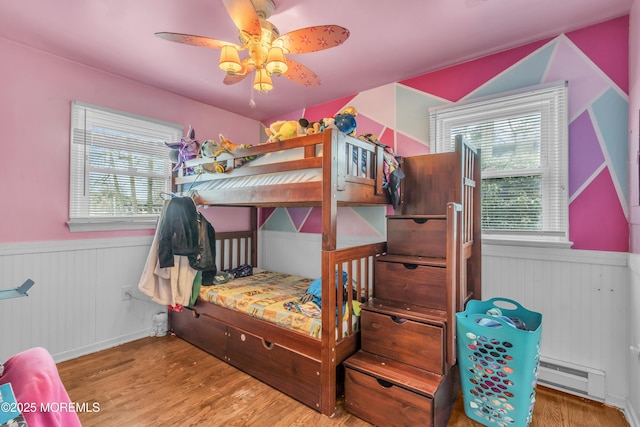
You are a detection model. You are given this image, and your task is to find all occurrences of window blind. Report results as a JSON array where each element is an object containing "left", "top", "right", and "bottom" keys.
[
  {"left": 430, "top": 82, "right": 568, "bottom": 242},
  {"left": 69, "top": 102, "right": 182, "bottom": 230}
]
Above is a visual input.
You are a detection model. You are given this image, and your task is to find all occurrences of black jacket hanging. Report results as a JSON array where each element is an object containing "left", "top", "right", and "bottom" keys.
[
  {"left": 158, "top": 197, "right": 199, "bottom": 268},
  {"left": 191, "top": 212, "right": 217, "bottom": 286},
  {"left": 157, "top": 197, "right": 217, "bottom": 279}
]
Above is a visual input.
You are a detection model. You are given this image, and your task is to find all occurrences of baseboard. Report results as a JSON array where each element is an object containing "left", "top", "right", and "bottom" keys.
[
  {"left": 626, "top": 399, "right": 640, "bottom": 427},
  {"left": 51, "top": 329, "right": 153, "bottom": 363}
]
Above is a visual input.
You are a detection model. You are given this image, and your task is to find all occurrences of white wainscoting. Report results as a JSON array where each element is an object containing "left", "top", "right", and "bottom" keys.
[
  {"left": 258, "top": 230, "right": 384, "bottom": 278},
  {"left": 482, "top": 244, "right": 629, "bottom": 408},
  {"left": 627, "top": 253, "right": 640, "bottom": 426},
  {"left": 0, "top": 236, "right": 161, "bottom": 363},
  {"left": 1, "top": 231, "right": 635, "bottom": 418}
]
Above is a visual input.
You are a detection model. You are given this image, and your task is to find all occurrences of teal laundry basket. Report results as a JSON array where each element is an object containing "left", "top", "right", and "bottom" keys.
[{"left": 456, "top": 298, "right": 543, "bottom": 427}]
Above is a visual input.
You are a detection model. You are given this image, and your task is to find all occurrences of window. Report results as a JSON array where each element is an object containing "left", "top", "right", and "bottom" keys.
[
  {"left": 68, "top": 102, "right": 182, "bottom": 232},
  {"left": 430, "top": 82, "right": 569, "bottom": 246}
]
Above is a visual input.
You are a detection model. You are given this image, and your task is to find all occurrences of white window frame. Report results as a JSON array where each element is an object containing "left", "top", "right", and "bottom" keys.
[
  {"left": 68, "top": 101, "right": 182, "bottom": 232},
  {"left": 430, "top": 82, "right": 570, "bottom": 247}
]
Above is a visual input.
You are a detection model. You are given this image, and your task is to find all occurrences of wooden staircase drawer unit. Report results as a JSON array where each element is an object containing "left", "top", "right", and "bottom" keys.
[
  {"left": 375, "top": 257, "right": 447, "bottom": 310},
  {"left": 361, "top": 310, "right": 444, "bottom": 374},
  {"left": 345, "top": 365, "right": 434, "bottom": 427},
  {"left": 387, "top": 215, "right": 446, "bottom": 258}
]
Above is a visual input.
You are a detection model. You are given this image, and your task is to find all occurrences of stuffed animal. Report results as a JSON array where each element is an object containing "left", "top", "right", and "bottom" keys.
[
  {"left": 306, "top": 121, "right": 321, "bottom": 135},
  {"left": 201, "top": 134, "right": 255, "bottom": 173},
  {"left": 200, "top": 139, "right": 227, "bottom": 173},
  {"left": 201, "top": 139, "right": 219, "bottom": 158},
  {"left": 218, "top": 133, "right": 238, "bottom": 151},
  {"left": 297, "top": 118, "right": 321, "bottom": 135},
  {"left": 318, "top": 117, "right": 336, "bottom": 133},
  {"left": 333, "top": 106, "right": 357, "bottom": 136},
  {"left": 317, "top": 106, "right": 358, "bottom": 136},
  {"left": 265, "top": 120, "right": 306, "bottom": 142},
  {"left": 150, "top": 312, "right": 168, "bottom": 337},
  {"left": 165, "top": 125, "right": 201, "bottom": 172}
]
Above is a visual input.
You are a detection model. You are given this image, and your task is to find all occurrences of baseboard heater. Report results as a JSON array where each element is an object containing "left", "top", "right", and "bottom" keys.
[{"left": 537, "top": 357, "right": 606, "bottom": 401}]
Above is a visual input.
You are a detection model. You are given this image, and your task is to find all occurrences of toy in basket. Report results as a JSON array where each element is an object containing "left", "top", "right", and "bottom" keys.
[{"left": 456, "top": 298, "right": 543, "bottom": 427}]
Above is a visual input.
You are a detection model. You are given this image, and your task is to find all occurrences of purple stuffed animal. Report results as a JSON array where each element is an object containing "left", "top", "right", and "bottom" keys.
[{"left": 166, "top": 125, "right": 202, "bottom": 173}]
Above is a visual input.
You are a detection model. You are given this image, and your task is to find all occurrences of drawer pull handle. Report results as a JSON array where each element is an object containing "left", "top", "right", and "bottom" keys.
[
  {"left": 402, "top": 263, "right": 418, "bottom": 270},
  {"left": 391, "top": 316, "right": 407, "bottom": 324},
  {"left": 262, "top": 340, "right": 275, "bottom": 350},
  {"left": 413, "top": 218, "right": 428, "bottom": 224},
  {"left": 376, "top": 378, "right": 394, "bottom": 388}
]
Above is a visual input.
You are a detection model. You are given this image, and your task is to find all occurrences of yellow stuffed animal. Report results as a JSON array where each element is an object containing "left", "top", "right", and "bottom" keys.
[{"left": 265, "top": 120, "right": 306, "bottom": 142}]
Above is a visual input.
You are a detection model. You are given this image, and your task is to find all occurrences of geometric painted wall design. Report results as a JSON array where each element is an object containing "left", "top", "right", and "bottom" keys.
[
  {"left": 265, "top": 16, "right": 629, "bottom": 252},
  {"left": 259, "top": 206, "right": 387, "bottom": 238},
  {"left": 396, "top": 15, "right": 629, "bottom": 252}
]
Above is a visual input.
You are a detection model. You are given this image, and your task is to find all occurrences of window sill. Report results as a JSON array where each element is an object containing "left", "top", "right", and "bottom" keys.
[
  {"left": 482, "top": 236, "right": 573, "bottom": 249},
  {"left": 67, "top": 217, "right": 159, "bottom": 232}
]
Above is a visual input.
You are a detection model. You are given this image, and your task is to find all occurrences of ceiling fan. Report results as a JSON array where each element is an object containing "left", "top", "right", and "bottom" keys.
[{"left": 155, "top": 0, "right": 350, "bottom": 93}]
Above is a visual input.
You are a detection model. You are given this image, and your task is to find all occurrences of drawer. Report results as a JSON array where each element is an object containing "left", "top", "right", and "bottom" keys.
[
  {"left": 387, "top": 216, "right": 446, "bottom": 258},
  {"left": 226, "top": 327, "right": 321, "bottom": 409},
  {"left": 375, "top": 257, "right": 447, "bottom": 310},
  {"left": 361, "top": 310, "right": 444, "bottom": 373},
  {"left": 169, "top": 310, "right": 227, "bottom": 361},
  {"left": 345, "top": 367, "right": 433, "bottom": 427}
]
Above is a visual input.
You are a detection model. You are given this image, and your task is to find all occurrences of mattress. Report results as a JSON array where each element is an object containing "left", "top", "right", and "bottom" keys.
[
  {"left": 184, "top": 145, "right": 370, "bottom": 192},
  {"left": 198, "top": 270, "right": 358, "bottom": 338},
  {"left": 191, "top": 168, "right": 322, "bottom": 191}
]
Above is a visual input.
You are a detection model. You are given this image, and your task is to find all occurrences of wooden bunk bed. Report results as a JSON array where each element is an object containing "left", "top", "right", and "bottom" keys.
[
  {"left": 169, "top": 128, "right": 390, "bottom": 417},
  {"left": 167, "top": 128, "right": 479, "bottom": 417}
]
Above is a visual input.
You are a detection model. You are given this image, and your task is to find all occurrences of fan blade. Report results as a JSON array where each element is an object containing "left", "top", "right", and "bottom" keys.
[
  {"left": 155, "top": 32, "right": 240, "bottom": 50},
  {"left": 223, "top": 60, "right": 255, "bottom": 85},
  {"left": 275, "top": 25, "right": 350, "bottom": 54},
  {"left": 282, "top": 58, "right": 321, "bottom": 87},
  {"left": 223, "top": 0, "right": 261, "bottom": 37}
]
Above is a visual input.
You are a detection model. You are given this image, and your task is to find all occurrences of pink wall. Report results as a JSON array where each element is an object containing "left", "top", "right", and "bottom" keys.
[{"left": 0, "top": 39, "right": 258, "bottom": 243}]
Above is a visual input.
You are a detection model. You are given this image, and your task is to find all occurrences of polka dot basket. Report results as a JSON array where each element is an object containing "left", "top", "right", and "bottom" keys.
[{"left": 456, "top": 298, "right": 543, "bottom": 427}]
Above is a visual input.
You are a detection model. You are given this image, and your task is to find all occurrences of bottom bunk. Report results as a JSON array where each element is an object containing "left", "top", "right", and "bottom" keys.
[{"left": 169, "top": 236, "right": 385, "bottom": 417}]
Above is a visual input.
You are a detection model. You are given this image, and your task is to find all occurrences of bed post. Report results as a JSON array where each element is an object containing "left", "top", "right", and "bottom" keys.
[
  {"left": 320, "top": 129, "right": 339, "bottom": 416},
  {"left": 375, "top": 144, "right": 385, "bottom": 196},
  {"left": 250, "top": 207, "right": 258, "bottom": 267},
  {"left": 322, "top": 129, "right": 338, "bottom": 251},
  {"left": 470, "top": 145, "right": 482, "bottom": 300}
]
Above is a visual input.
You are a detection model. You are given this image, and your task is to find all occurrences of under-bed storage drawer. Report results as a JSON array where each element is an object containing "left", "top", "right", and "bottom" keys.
[
  {"left": 387, "top": 216, "right": 446, "bottom": 258},
  {"left": 226, "top": 327, "right": 321, "bottom": 409},
  {"left": 375, "top": 256, "right": 447, "bottom": 310},
  {"left": 361, "top": 310, "right": 444, "bottom": 374},
  {"left": 345, "top": 365, "right": 433, "bottom": 427},
  {"left": 169, "top": 309, "right": 227, "bottom": 361}
]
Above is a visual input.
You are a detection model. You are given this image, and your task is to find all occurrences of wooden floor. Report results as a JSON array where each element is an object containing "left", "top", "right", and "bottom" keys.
[{"left": 57, "top": 335, "right": 629, "bottom": 427}]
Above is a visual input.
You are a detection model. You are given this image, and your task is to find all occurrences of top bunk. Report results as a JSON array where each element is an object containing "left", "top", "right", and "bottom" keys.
[{"left": 172, "top": 128, "right": 399, "bottom": 208}]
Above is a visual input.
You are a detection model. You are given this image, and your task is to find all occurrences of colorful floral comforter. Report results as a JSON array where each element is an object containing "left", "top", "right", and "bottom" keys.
[{"left": 198, "top": 270, "right": 357, "bottom": 338}]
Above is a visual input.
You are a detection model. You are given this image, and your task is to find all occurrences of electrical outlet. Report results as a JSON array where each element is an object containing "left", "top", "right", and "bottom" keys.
[{"left": 121, "top": 286, "right": 132, "bottom": 301}]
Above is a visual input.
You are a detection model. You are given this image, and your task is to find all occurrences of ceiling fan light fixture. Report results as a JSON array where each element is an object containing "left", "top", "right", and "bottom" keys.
[
  {"left": 219, "top": 45, "right": 242, "bottom": 74},
  {"left": 265, "top": 46, "right": 288, "bottom": 77},
  {"left": 156, "top": 0, "right": 349, "bottom": 93},
  {"left": 253, "top": 67, "right": 273, "bottom": 93}
]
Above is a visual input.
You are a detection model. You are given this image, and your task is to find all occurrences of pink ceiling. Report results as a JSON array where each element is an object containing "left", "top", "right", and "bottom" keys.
[{"left": 0, "top": 0, "right": 632, "bottom": 121}]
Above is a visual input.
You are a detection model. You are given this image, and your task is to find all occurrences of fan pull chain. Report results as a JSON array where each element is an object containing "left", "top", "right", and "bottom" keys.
[{"left": 249, "top": 85, "right": 256, "bottom": 109}]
